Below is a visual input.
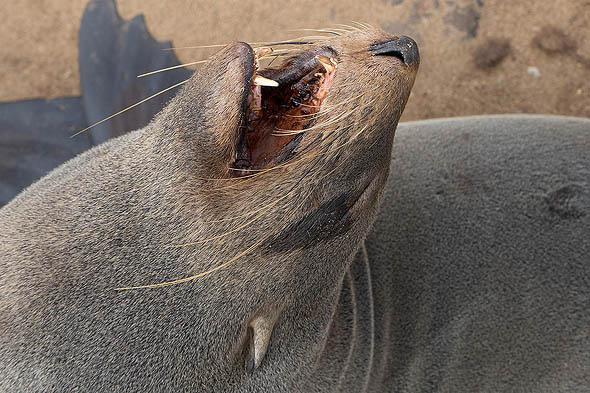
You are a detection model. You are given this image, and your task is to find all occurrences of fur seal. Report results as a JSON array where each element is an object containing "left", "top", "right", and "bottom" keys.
[{"left": 0, "top": 27, "right": 419, "bottom": 391}]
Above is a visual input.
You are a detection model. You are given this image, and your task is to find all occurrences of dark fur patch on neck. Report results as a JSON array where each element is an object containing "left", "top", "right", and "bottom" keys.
[{"left": 266, "top": 191, "right": 360, "bottom": 253}]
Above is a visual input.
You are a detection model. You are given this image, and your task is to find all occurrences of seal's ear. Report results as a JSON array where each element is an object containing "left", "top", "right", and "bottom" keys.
[{"left": 159, "top": 42, "right": 256, "bottom": 177}]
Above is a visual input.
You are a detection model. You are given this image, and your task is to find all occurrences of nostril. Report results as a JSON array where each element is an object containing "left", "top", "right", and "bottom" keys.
[
  {"left": 370, "top": 36, "right": 419, "bottom": 66},
  {"left": 373, "top": 45, "right": 405, "bottom": 63}
]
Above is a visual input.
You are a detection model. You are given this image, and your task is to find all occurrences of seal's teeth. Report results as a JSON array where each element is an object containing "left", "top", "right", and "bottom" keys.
[
  {"left": 316, "top": 55, "right": 336, "bottom": 74},
  {"left": 253, "top": 75, "right": 279, "bottom": 87},
  {"left": 254, "top": 47, "right": 274, "bottom": 59}
]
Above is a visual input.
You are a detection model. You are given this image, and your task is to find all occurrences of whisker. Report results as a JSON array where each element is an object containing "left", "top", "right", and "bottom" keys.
[
  {"left": 116, "top": 237, "right": 266, "bottom": 290},
  {"left": 170, "top": 153, "right": 324, "bottom": 245},
  {"left": 317, "top": 93, "right": 366, "bottom": 110},
  {"left": 264, "top": 48, "right": 292, "bottom": 54},
  {"left": 163, "top": 44, "right": 227, "bottom": 51},
  {"left": 166, "top": 39, "right": 315, "bottom": 52},
  {"left": 286, "top": 35, "right": 332, "bottom": 41},
  {"left": 247, "top": 128, "right": 352, "bottom": 182},
  {"left": 265, "top": 54, "right": 280, "bottom": 67},
  {"left": 321, "top": 26, "right": 353, "bottom": 34},
  {"left": 273, "top": 98, "right": 374, "bottom": 136},
  {"left": 350, "top": 21, "right": 370, "bottom": 30},
  {"left": 283, "top": 112, "right": 319, "bottom": 119},
  {"left": 129, "top": 171, "right": 325, "bottom": 289},
  {"left": 169, "top": 211, "right": 266, "bottom": 247},
  {"left": 137, "top": 60, "right": 209, "bottom": 78},
  {"left": 204, "top": 113, "right": 371, "bottom": 192},
  {"left": 333, "top": 23, "right": 361, "bottom": 32},
  {"left": 282, "top": 94, "right": 366, "bottom": 120},
  {"left": 272, "top": 103, "right": 373, "bottom": 136},
  {"left": 191, "top": 170, "right": 274, "bottom": 183},
  {"left": 252, "top": 39, "right": 315, "bottom": 46},
  {"left": 116, "top": 118, "right": 363, "bottom": 290},
  {"left": 272, "top": 123, "right": 368, "bottom": 166},
  {"left": 288, "top": 28, "right": 342, "bottom": 36},
  {"left": 210, "top": 132, "right": 349, "bottom": 204},
  {"left": 71, "top": 79, "right": 189, "bottom": 137}
]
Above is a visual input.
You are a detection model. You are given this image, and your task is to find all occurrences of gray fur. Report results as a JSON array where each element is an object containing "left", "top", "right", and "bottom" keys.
[
  {"left": 1, "top": 27, "right": 588, "bottom": 392},
  {"left": 0, "top": 29, "right": 417, "bottom": 392},
  {"left": 367, "top": 115, "right": 590, "bottom": 392}
]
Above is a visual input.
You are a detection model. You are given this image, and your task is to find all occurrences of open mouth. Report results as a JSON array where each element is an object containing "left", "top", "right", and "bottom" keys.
[{"left": 232, "top": 46, "right": 339, "bottom": 174}]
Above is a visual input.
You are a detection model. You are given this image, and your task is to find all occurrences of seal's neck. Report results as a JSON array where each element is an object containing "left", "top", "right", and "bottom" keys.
[
  {"left": 309, "top": 244, "right": 378, "bottom": 392},
  {"left": 243, "top": 245, "right": 391, "bottom": 392}
]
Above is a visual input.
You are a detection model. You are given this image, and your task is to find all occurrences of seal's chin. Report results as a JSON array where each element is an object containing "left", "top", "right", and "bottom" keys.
[{"left": 232, "top": 46, "right": 340, "bottom": 173}]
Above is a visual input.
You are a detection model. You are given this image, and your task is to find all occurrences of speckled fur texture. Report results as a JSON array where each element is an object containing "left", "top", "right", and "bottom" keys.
[{"left": 0, "top": 27, "right": 418, "bottom": 391}]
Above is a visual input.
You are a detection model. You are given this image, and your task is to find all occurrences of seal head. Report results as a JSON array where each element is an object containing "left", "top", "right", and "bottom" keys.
[{"left": 0, "top": 26, "right": 418, "bottom": 391}]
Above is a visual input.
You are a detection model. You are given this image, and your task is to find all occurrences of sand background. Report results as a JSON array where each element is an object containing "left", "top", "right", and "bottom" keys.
[{"left": 1, "top": 0, "right": 589, "bottom": 122}]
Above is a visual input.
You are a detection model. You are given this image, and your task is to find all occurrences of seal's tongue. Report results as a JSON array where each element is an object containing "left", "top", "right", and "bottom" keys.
[{"left": 234, "top": 52, "right": 337, "bottom": 172}]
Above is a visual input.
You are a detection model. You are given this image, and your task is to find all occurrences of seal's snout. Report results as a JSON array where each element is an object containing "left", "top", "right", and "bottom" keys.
[{"left": 370, "top": 36, "right": 420, "bottom": 66}]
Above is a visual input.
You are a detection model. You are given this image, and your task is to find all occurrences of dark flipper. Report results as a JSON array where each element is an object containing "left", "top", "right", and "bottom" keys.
[
  {"left": 0, "top": 0, "right": 194, "bottom": 206},
  {"left": 79, "top": 0, "right": 194, "bottom": 144}
]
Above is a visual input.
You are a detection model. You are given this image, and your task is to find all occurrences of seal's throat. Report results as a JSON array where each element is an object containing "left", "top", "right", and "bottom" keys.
[{"left": 234, "top": 50, "right": 338, "bottom": 171}]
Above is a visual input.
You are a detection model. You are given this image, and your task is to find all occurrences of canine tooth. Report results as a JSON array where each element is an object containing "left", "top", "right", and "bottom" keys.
[
  {"left": 255, "top": 47, "right": 274, "bottom": 59},
  {"left": 253, "top": 75, "right": 279, "bottom": 87},
  {"left": 317, "top": 55, "right": 335, "bottom": 73}
]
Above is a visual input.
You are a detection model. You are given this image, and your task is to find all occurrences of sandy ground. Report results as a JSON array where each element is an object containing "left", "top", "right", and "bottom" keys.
[{"left": 1, "top": 0, "right": 589, "bottom": 122}]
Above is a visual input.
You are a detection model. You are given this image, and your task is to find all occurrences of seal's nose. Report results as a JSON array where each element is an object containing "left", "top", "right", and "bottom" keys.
[{"left": 370, "top": 36, "right": 419, "bottom": 66}]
